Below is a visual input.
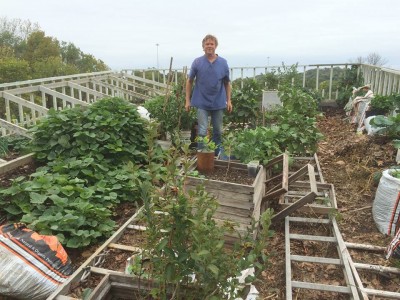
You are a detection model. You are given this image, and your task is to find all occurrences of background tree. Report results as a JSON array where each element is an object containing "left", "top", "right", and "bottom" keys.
[
  {"left": 23, "top": 31, "right": 60, "bottom": 63},
  {"left": 0, "top": 57, "right": 30, "bottom": 83},
  {"left": 350, "top": 52, "right": 388, "bottom": 66},
  {"left": 0, "top": 17, "right": 40, "bottom": 58},
  {"left": 0, "top": 17, "right": 109, "bottom": 83}
]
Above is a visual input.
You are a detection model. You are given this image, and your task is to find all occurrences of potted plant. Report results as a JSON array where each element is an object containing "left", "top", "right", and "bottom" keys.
[{"left": 195, "top": 136, "right": 216, "bottom": 173}]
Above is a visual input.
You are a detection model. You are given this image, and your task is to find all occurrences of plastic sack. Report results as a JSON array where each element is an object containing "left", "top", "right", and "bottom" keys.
[
  {"left": 372, "top": 170, "right": 400, "bottom": 235},
  {"left": 0, "top": 223, "right": 74, "bottom": 300}
]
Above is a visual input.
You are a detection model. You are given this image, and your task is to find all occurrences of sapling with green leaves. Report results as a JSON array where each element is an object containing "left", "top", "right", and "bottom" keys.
[
  {"left": 195, "top": 136, "right": 216, "bottom": 152},
  {"left": 221, "top": 132, "right": 237, "bottom": 179},
  {"left": 135, "top": 133, "right": 274, "bottom": 299}
]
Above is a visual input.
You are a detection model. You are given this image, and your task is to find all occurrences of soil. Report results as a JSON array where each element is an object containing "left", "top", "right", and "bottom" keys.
[
  {"left": 199, "top": 165, "right": 256, "bottom": 186},
  {"left": 1, "top": 107, "right": 399, "bottom": 299}
]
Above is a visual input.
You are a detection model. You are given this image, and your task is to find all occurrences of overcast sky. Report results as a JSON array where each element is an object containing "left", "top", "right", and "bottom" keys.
[{"left": 1, "top": 0, "right": 399, "bottom": 71}]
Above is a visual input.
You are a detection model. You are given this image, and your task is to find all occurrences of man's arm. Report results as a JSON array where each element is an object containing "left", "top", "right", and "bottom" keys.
[
  {"left": 224, "top": 80, "right": 232, "bottom": 113},
  {"left": 185, "top": 78, "right": 193, "bottom": 112}
]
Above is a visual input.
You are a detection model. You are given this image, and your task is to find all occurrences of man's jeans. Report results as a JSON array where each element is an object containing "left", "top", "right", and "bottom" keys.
[{"left": 197, "top": 108, "right": 224, "bottom": 155}]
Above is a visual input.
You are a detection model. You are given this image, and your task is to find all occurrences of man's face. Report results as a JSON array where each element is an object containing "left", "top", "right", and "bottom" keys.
[{"left": 203, "top": 39, "right": 217, "bottom": 55}]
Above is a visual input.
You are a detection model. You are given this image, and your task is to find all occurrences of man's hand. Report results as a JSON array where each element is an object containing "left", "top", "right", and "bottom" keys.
[
  {"left": 227, "top": 101, "right": 232, "bottom": 113},
  {"left": 185, "top": 101, "right": 191, "bottom": 112}
]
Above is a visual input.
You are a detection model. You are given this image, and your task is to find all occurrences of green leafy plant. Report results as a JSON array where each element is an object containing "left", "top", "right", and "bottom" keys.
[
  {"left": 0, "top": 134, "right": 32, "bottom": 158},
  {"left": 143, "top": 83, "right": 196, "bottom": 139},
  {"left": 278, "top": 85, "right": 319, "bottom": 118},
  {"left": 389, "top": 169, "right": 400, "bottom": 179},
  {"left": 227, "top": 79, "right": 262, "bottom": 128},
  {"left": 0, "top": 97, "right": 150, "bottom": 248},
  {"left": 370, "top": 93, "right": 400, "bottom": 115},
  {"left": 134, "top": 140, "right": 274, "bottom": 299},
  {"left": 371, "top": 114, "right": 400, "bottom": 139},
  {"left": 232, "top": 127, "right": 282, "bottom": 164},
  {"left": 195, "top": 136, "right": 216, "bottom": 152}
]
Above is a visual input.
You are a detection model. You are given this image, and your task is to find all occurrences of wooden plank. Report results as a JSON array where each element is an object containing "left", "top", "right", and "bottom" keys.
[
  {"left": 362, "top": 288, "right": 400, "bottom": 299},
  {"left": 263, "top": 187, "right": 287, "bottom": 201},
  {"left": 289, "top": 233, "right": 336, "bottom": 243},
  {"left": 91, "top": 79, "right": 151, "bottom": 100},
  {"left": 108, "top": 243, "right": 142, "bottom": 253},
  {"left": 282, "top": 153, "right": 289, "bottom": 190},
  {"left": 121, "top": 73, "right": 168, "bottom": 89},
  {"left": 279, "top": 202, "right": 333, "bottom": 215},
  {"left": 265, "top": 173, "right": 282, "bottom": 184},
  {"left": 308, "top": 164, "right": 318, "bottom": 194},
  {"left": 291, "top": 255, "right": 341, "bottom": 265},
  {"left": 213, "top": 211, "right": 252, "bottom": 225},
  {"left": 186, "top": 176, "right": 255, "bottom": 194},
  {"left": 39, "top": 86, "right": 90, "bottom": 106},
  {"left": 287, "top": 164, "right": 310, "bottom": 184},
  {"left": 0, "top": 71, "right": 112, "bottom": 91},
  {"left": 353, "top": 263, "right": 400, "bottom": 275},
  {"left": 313, "top": 153, "right": 325, "bottom": 183},
  {"left": 55, "top": 296, "right": 80, "bottom": 300},
  {"left": 264, "top": 153, "right": 285, "bottom": 168},
  {"left": 215, "top": 159, "right": 250, "bottom": 170},
  {"left": 288, "top": 216, "right": 331, "bottom": 224},
  {"left": 252, "top": 169, "right": 266, "bottom": 221},
  {"left": 1, "top": 91, "right": 49, "bottom": 114},
  {"left": 272, "top": 192, "right": 316, "bottom": 223},
  {"left": 67, "top": 81, "right": 106, "bottom": 98},
  {"left": 344, "top": 242, "right": 386, "bottom": 252},
  {"left": 185, "top": 186, "right": 253, "bottom": 208},
  {"left": 331, "top": 218, "right": 362, "bottom": 299},
  {"left": 291, "top": 281, "right": 351, "bottom": 293},
  {"left": 0, "top": 119, "right": 31, "bottom": 137},
  {"left": 90, "top": 266, "right": 126, "bottom": 276},
  {"left": 87, "top": 273, "right": 111, "bottom": 300},
  {"left": 216, "top": 204, "right": 251, "bottom": 217},
  {"left": 0, "top": 153, "right": 35, "bottom": 175},
  {"left": 285, "top": 218, "right": 293, "bottom": 300},
  {"left": 289, "top": 182, "right": 332, "bottom": 189}
]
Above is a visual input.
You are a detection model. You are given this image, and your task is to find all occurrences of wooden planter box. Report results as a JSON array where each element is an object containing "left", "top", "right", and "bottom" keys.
[
  {"left": 87, "top": 273, "right": 164, "bottom": 300},
  {"left": 185, "top": 160, "right": 266, "bottom": 242}
]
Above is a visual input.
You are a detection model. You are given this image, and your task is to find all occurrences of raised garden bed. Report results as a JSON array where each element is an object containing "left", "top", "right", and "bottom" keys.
[{"left": 185, "top": 159, "right": 266, "bottom": 242}]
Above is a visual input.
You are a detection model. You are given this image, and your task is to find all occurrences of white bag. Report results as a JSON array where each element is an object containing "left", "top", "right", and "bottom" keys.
[{"left": 372, "top": 170, "right": 400, "bottom": 235}]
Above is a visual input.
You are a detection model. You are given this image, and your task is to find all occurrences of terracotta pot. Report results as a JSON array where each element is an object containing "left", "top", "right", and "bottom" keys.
[{"left": 196, "top": 151, "right": 215, "bottom": 173}]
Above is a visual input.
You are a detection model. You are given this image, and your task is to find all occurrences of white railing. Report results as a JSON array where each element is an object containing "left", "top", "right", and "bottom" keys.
[
  {"left": 1, "top": 64, "right": 400, "bottom": 137},
  {"left": 0, "top": 71, "right": 166, "bottom": 136},
  {"left": 122, "top": 63, "right": 400, "bottom": 100}
]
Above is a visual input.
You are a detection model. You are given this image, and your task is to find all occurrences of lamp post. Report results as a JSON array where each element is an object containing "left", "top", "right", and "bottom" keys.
[
  {"left": 156, "top": 43, "right": 160, "bottom": 81},
  {"left": 156, "top": 43, "right": 159, "bottom": 69},
  {"left": 267, "top": 56, "right": 270, "bottom": 66}
]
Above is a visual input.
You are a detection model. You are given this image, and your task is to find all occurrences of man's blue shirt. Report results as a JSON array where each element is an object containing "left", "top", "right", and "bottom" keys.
[{"left": 189, "top": 55, "right": 230, "bottom": 110}]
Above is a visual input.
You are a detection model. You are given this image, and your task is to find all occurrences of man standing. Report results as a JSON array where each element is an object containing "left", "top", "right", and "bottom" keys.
[{"left": 185, "top": 34, "right": 232, "bottom": 155}]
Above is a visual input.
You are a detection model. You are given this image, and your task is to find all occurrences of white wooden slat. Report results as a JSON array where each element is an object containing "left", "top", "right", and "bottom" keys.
[
  {"left": 291, "top": 281, "right": 351, "bottom": 294},
  {"left": 290, "top": 255, "right": 341, "bottom": 265},
  {"left": 1, "top": 91, "right": 49, "bottom": 114},
  {"left": 39, "top": 86, "right": 89, "bottom": 107}
]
